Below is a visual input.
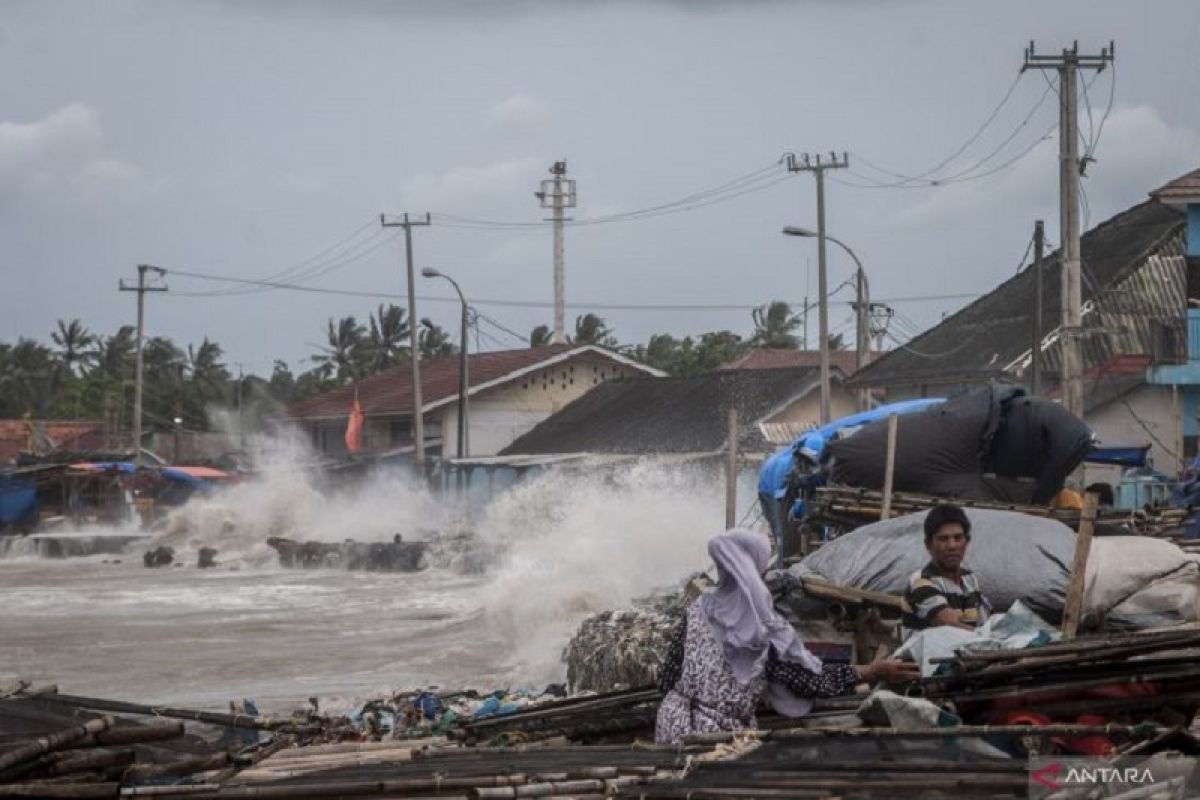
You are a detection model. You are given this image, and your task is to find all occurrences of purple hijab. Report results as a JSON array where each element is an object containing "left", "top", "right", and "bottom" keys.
[{"left": 699, "top": 529, "right": 825, "bottom": 716}]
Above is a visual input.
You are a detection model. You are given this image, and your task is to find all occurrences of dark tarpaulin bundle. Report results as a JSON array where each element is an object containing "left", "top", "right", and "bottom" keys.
[{"left": 824, "top": 384, "right": 1093, "bottom": 504}]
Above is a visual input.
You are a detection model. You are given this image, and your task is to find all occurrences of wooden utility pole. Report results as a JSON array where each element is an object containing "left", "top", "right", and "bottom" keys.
[
  {"left": 536, "top": 161, "right": 576, "bottom": 344},
  {"left": 1022, "top": 42, "right": 1114, "bottom": 417},
  {"left": 380, "top": 213, "right": 431, "bottom": 471},
  {"left": 786, "top": 152, "right": 849, "bottom": 424},
  {"left": 119, "top": 265, "right": 167, "bottom": 465},
  {"left": 1031, "top": 220, "right": 1045, "bottom": 395}
]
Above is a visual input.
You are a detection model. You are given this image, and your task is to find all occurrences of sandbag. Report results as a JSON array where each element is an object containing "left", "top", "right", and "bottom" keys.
[{"left": 790, "top": 509, "right": 1200, "bottom": 629}]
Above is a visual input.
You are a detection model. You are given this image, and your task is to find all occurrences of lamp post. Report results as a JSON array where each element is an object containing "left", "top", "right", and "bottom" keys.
[
  {"left": 421, "top": 268, "right": 469, "bottom": 459},
  {"left": 783, "top": 226, "right": 871, "bottom": 411}
]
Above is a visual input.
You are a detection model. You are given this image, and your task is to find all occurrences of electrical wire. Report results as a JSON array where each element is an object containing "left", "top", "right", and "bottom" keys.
[
  {"left": 174, "top": 230, "right": 402, "bottom": 298},
  {"left": 851, "top": 71, "right": 1026, "bottom": 186},
  {"left": 194, "top": 219, "right": 383, "bottom": 297},
  {"left": 428, "top": 162, "right": 789, "bottom": 230}
]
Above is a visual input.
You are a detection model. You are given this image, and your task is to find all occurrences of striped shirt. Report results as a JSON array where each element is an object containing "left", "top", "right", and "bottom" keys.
[{"left": 901, "top": 562, "right": 991, "bottom": 638}]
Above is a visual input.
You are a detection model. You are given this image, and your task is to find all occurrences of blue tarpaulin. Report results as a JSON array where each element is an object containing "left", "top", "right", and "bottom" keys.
[
  {"left": 0, "top": 477, "right": 37, "bottom": 526},
  {"left": 1083, "top": 444, "right": 1151, "bottom": 468}
]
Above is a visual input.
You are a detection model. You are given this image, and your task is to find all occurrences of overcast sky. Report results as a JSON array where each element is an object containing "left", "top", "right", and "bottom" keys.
[{"left": 2, "top": 0, "right": 1198, "bottom": 375}]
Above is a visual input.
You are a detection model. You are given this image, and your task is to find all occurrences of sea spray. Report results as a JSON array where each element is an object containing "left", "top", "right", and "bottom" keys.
[
  {"left": 474, "top": 459, "right": 726, "bottom": 685},
  {"left": 151, "top": 430, "right": 451, "bottom": 565}
]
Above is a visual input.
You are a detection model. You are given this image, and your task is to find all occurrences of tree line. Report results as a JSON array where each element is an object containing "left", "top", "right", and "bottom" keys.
[{"left": 0, "top": 300, "right": 840, "bottom": 428}]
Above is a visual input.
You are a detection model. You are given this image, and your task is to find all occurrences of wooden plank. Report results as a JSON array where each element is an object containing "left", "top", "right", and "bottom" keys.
[
  {"left": 1061, "top": 492, "right": 1098, "bottom": 639},
  {"left": 879, "top": 414, "right": 899, "bottom": 520}
]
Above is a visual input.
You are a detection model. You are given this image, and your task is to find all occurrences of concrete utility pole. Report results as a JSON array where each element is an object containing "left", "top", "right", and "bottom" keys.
[
  {"left": 1031, "top": 220, "right": 1045, "bottom": 395},
  {"left": 786, "top": 152, "right": 850, "bottom": 424},
  {"left": 119, "top": 265, "right": 167, "bottom": 466},
  {"left": 535, "top": 161, "right": 576, "bottom": 344},
  {"left": 1022, "top": 41, "right": 1114, "bottom": 417},
  {"left": 381, "top": 212, "right": 431, "bottom": 470}
]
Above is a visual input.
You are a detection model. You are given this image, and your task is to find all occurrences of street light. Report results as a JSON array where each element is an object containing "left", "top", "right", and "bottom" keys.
[
  {"left": 782, "top": 226, "right": 872, "bottom": 410},
  {"left": 421, "top": 268, "right": 469, "bottom": 459}
]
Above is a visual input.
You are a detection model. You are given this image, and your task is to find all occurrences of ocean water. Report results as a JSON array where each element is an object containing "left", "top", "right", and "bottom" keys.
[{"left": 0, "top": 439, "right": 735, "bottom": 714}]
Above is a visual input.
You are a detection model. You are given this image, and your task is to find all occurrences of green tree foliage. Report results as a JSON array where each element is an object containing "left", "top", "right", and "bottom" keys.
[
  {"left": 573, "top": 313, "right": 618, "bottom": 348},
  {"left": 750, "top": 301, "right": 802, "bottom": 349},
  {"left": 529, "top": 325, "right": 552, "bottom": 348}
]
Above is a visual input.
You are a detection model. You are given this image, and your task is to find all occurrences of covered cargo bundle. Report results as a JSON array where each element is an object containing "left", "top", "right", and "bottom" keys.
[
  {"left": 790, "top": 508, "right": 1200, "bottom": 630},
  {"left": 824, "top": 384, "right": 1093, "bottom": 504}
]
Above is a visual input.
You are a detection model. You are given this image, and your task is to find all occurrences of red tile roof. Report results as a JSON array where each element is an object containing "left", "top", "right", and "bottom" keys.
[
  {"left": 718, "top": 348, "right": 882, "bottom": 375},
  {"left": 282, "top": 345, "right": 659, "bottom": 420},
  {"left": 0, "top": 420, "right": 106, "bottom": 464}
]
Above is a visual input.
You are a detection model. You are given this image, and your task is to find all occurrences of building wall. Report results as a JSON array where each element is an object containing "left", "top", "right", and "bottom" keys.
[
  {"left": 440, "top": 353, "right": 650, "bottom": 457},
  {"left": 763, "top": 386, "right": 859, "bottom": 430},
  {"left": 1084, "top": 383, "right": 1181, "bottom": 480}
]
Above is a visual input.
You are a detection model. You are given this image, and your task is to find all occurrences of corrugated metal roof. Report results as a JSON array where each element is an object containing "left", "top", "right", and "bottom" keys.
[
  {"left": 499, "top": 367, "right": 833, "bottom": 456},
  {"left": 282, "top": 345, "right": 662, "bottom": 421},
  {"left": 850, "top": 198, "right": 1187, "bottom": 389},
  {"left": 718, "top": 348, "right": 883, "bottom": 374},
  {"left": 1151, "top": 168, "right": 1200, "bottom": 203}
]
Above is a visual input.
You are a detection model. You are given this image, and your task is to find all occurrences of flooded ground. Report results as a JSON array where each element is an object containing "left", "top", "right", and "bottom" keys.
[{"left": 0, "top": 455, "right": 736, "bottom": 714}]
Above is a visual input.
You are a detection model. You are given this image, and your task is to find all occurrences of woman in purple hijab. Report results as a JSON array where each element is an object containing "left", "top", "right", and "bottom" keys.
[{"left": 655, "top": 529, "right": 918, "bottom": 744}]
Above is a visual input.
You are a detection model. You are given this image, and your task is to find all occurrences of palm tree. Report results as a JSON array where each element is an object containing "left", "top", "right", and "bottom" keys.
[
  {"left": 94, "top": 326, "right": 136, "bottom": 379},
  {"left": 311, "top": 316, "right": 365, "bottom": 382},
  {"left": 419, "top": 322, "right": 456, "bottom": 360},
  {"left": 0, "top": 339, "right": 55, "bottom": 417},
  {"left": 367, "top": 304, "right": 410, "bottom": 372},
  {"left": 529, "top": 325, "right": 552, "bottom": 348},
  {"left": 750, "top": 301, "right": 802, "bottom": 349},
  {"left": 187, "top": 338, "right": 229, "bottom": 391},
  {"left": 573, "top": 313, "right": 617, "bottom": 347},
  {"left": 51, "top": 319, "right": 97, "bottom": 376}
]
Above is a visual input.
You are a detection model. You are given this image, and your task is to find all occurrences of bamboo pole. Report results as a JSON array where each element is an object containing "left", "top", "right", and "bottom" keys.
[
  {"left": 682, "top": 722, "right": 1157, "bottom": 745},
  {"left": 45, "top": 749, "right": 136, "bottom": 778},
  {"left": 725, "top": 407, "right": 737, "bottom": 530},
  {"left": 1061, "top": 492, "right": 1099, "bottom": 639},
  {"left": 0, "top": 784, "right": 118, "bottom": 799},
  {"left": 879, "top": 414, "right": 898, "bottom": 520},
  {"left": 33, "top": 694, "right": 301, "bottom": 732},
  {"left": 122, "top": 754, "right": 229, "bottom": 783},
  {"left": 0, "top": 717, "right": 112, "bottom": 772},
  {"left": 63, "top": 722, "right": 185, "bottom": 750}
]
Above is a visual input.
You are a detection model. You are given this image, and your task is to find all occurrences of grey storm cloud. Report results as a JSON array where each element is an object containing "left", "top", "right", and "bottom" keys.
[{"left": 1, "top": 0, "right": 1198, "bottom": 374}]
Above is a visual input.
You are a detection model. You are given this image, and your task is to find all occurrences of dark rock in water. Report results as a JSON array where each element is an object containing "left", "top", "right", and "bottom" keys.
[
  {"left": 198, "top": 547, "right": 218, "bottom": 569},
  {"left": 266, "top": 536, "right": 428, "bottom": 572},
  {"left": 143, "top": 546, "right": 175, "bottom": 568}
]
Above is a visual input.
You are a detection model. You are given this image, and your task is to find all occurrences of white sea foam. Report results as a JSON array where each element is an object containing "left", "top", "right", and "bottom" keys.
[{"left": 474, "top": 460, "right": 725, "bottom": 685}]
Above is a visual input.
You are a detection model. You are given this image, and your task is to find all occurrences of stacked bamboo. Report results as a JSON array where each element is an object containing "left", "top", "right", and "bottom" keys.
[
  {"left": 808, "top": 486, "right": 1186, "bottom": 537},
  {"left": 921, "top": 627, "right": 1200, "bottom": 722},
  {"left": 456, "top": 688, "right": 661, "bottom": 745}
]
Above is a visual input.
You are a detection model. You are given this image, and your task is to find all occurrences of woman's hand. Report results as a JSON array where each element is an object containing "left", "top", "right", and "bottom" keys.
[{"left": 855, "top": 659, "right": 921, "bottom": 685}]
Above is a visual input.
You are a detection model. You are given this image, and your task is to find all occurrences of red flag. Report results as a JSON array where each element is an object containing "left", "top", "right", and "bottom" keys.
[{"left": 345, "top": 395, "right": 364, "bottom": 453}]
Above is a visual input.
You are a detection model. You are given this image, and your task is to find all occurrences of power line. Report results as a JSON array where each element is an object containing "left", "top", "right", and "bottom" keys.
[
  {"left": 195, "top": 219, "right": 382, "bottom": 297},
  {"left": 174, "top": 230, "right": 402, "bottom": 297},
  {"left": 428, "top": 162, "right": 788, "bottom": 230},
  {"left": 848, "top": 76, "right": 1053, "bottom": 189},
  {"left": 166, "top": 266, "right": 823, "bottom": 312}
]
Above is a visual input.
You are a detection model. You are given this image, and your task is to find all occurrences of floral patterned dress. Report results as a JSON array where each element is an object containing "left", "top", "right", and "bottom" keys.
[{"left": 655, "top": 599, "right": 860, "bottom": 744}]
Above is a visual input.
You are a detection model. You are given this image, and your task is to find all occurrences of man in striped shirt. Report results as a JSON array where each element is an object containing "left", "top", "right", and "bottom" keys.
[{"left": 902, "top": 504, "right": 992, "bottom": 639}]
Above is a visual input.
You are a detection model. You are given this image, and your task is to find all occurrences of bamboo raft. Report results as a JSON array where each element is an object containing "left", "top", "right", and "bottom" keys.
[{"left": 808, "top": 485, "right": 1191, "bottom": 537}]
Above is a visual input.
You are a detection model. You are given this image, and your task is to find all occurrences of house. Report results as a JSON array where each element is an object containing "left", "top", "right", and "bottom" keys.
[
  {"left": 719, "top": 348, "right": 883, "bottom": 376},
  {"left": 281, "top": 345, "right": 663, "bottom": 458},
  {"left": 0, "top": 420, "right": 107, "bottom": 466},
  {"left": 499, "top": 366, "right": 857, "bottom": 460},
  {"left": 849, "top": 172, "right": 1193, "bottom": 471}
]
